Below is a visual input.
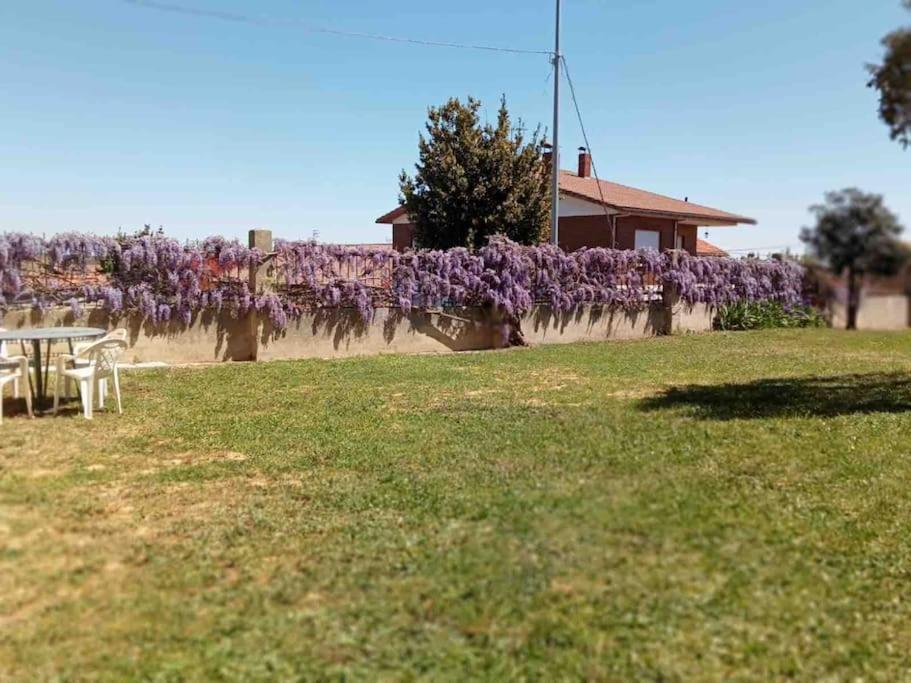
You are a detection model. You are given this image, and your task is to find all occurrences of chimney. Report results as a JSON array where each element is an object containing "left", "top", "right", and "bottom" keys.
[{"left": 577, "top": 147, "right": 592, "bottom": 178}]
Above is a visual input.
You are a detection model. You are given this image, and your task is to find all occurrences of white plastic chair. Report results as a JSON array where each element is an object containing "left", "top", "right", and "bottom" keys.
[
  {"left": 72, "top": 328, "right": 128, "bottom": 356},
  {"left": 53, "top": 338, "right": 127, "bottom": 420},
  {"left": 68, "top": 328, "right": 128, "bottom": 401},
  {"left": 0, "top": 328, "right": 21, "bottom": 400},
  {"left": 0, "top": 352, "right": 33, "bottom": 425}
]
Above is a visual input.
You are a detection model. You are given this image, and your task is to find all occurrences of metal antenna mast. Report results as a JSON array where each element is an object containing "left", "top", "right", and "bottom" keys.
[{"left": 550, "top": 0, "right": 562, "bottom": 246}]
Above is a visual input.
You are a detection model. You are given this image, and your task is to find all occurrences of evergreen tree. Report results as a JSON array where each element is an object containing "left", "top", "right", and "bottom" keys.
[{"left": 399, "top": 96, "right": 550, "bottom": 250}]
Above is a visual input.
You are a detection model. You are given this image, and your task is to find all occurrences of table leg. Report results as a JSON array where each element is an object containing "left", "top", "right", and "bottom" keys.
[
  {"left": 20, "top": 341, "right": 35, "bottom": 405},
  {"left": 31, "top": 340, "right": 44, "bottom": 409},
  {"left": 67, "top": 340, "right": 81, "bottom": 403},
  {"left": 43, "top": 340, "right": 52, "bottom": 404}
]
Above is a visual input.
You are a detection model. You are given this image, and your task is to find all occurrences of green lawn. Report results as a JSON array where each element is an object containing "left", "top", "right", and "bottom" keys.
[{"left": 3, "top": 329, "right": 911, "bottom": 680}]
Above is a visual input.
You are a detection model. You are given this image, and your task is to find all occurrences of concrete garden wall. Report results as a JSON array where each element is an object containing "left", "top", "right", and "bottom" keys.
[
  {"left": 829, "top": 294, "right": 910, "bottom": 331},
  {"left": 1, "top": 299, "right": 714, "bottom": 364}
]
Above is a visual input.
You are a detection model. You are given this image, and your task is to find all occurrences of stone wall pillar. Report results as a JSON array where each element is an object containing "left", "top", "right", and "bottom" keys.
[
  {"left": 245, "top": 228, "right": 274, "bottom": 360},
  {"left": 248, "top": 228, "right": 273, "bottom": 294},
  {"left": 662, "top": 250, "right": 680, "bottom": 335}
]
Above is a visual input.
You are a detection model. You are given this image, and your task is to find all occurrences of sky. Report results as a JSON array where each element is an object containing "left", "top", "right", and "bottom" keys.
[{"left": 1, "top": 0, "right": 909, "bottom": 255}]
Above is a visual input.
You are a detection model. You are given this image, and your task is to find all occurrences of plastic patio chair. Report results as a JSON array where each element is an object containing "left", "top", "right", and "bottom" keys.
[
  {"left": 67, "top": 328, "right": 128, "bottom": 401},
  {"left": 0, "top": 328, "right": 21, "bottom": 400},
  {"left": 72, "top": 328, "right": 127, "bottom": 356},
  {"left": 53, "top": 338, "right": 127, "bottom": 420},
  {"left": 0, "top": 351, "right": 33, "bottom": 425}
]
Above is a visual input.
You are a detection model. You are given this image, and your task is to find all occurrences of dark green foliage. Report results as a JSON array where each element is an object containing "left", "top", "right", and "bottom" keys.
[
  {"left": 399, "top": 96, "right": 550, "bottom": 250},
  {"left": 714, "top": 301, "right": 826, "bottom": 331},
  {"left": 800, "top": 188, "right": 909, "bottom": 329},
  {"left": 868, "top": 1, "right": 911, "bottom": 148}
]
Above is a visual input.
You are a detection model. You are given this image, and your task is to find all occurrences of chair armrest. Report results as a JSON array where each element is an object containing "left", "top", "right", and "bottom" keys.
[
  {"left": 0, "top": 355, "right": 31, "bottom": 378},
  {"left": 56, "top": 353, "right": 77, "bottom": 373}
]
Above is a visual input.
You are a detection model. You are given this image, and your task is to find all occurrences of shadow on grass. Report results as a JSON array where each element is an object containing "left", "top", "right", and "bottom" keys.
[
  {"left": 639, "top": 372, "right": 911, "bottom": 420},
  {"left": 1, "top": 397, "right": 105, "bottom": 421}
]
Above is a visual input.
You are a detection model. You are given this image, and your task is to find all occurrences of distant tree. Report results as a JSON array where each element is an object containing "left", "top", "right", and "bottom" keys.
[
  {"left": 868, "top": 1, "right": 911, "bottom": 148},
  {"left": 399, "top": 96, "right": 550, "bottom": 250},
  {"left": 800, "top": 189, "right": 909, "bottom": 329}
]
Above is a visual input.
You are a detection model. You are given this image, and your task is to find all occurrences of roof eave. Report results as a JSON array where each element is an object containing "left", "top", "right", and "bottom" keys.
[
  {"left": 375, "top": 206, "right": 407, "bottom": 224},
  {"left": 560, "top": 189, "right": 755, "bottom": 226}
]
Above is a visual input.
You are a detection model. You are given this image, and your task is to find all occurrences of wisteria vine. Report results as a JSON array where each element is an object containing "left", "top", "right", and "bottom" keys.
[{"left": 0, "top": 231, "right": 805, "bottom": 334}]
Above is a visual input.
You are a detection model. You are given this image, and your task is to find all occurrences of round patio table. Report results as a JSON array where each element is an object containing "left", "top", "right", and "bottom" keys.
[{"left": 0, "top": 327, "right": 106, "bottom": 410}]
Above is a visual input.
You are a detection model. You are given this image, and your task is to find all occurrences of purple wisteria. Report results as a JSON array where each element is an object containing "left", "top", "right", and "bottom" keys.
[
  {"left": 274, "top": 236, "right": 804, "bottom": 321},
  {"left": 93, "top": 234, "right": 263, "bottom": 325},
  {"left": 0, "top": 232, "right": 805, "bottom": 332}
]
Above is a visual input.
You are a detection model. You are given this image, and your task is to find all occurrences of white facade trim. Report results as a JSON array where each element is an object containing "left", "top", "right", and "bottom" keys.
[
  {"left": 390, "top": 193, "right": 615, "bottom": 223},
  {"left": 558, "top": 194, "right": 617, "bottom": 218}
]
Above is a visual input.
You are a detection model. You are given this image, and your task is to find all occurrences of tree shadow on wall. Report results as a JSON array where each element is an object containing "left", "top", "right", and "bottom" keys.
[
  {"left": 639, "top": 373, "right": 911, "bottom": 420},
  {"left": 530, "top": 304, "right": 663, "bottom": 337},
  {"left": 260, "top": 309, "right": 377, "bottom": 352},
  {"left": 292, "top": 309, "right": 370, "bottom": 351},
  {"left": 383, "top": 309, "right": 495, "bottom": 351},
  {"left": 259, "top": 308, "right": 493, "bottom": 352},
  {"left": 85, "top": 308, "right": 254, "bottom": 362}
]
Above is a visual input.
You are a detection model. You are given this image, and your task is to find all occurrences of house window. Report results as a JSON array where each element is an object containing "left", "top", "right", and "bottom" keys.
[{"left": 634, "top": 229, "right": 660, "bottom": 251}]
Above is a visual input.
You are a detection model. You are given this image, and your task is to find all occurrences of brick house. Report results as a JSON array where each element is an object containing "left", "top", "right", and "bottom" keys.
[{"left": 376, "top": 149, "right": 754, "bottom": 256}]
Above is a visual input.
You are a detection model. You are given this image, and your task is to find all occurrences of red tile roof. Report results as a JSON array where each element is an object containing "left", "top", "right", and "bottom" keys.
[
  {"left": 377, "top": 172, "right": 755, "bottom": 226},
  {"left": 558, "top": 172, "right": 755, "bottom": 225},
  {"left": 696, "top": 238, "right": 729, "bottom": 257}
]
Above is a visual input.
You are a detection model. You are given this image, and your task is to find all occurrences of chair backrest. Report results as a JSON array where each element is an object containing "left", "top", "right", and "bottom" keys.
[
  {"left": 79, "top": 338, "right": 127, "bottom": 379},
  {"left": 107, "top": 328, "right": 128, "bottom": 342},
  {"left": 0, "top": 327, "right": 6, "bottom": 359}
]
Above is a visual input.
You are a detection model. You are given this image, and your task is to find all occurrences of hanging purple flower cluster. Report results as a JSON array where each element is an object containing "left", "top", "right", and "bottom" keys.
[
  {"left": 273, "top": 240, "right": 391, "bottom": 321},
  {"left": 85, "top": 234, "right": 264, "bottom": 325},
  {"left": 0, "top": 231, "right": 263, "bottom": 324},
  {"left": 46, "top": 232, "right": 119, "bottom": 271},
  {"left": 0, "top": 232, "right": 44, "bottom": 308},
  {"left": 668, "top": 251, "right": 805, "bottom": 308},
  {"left": 524, "top": 242, "right": 665, "bottom": 310},
  {"left": 273, "top": 236, "right": 804, "bottom": 325},
  {"left": 1, "top": 231, "right": 804, "bottom": 331}
]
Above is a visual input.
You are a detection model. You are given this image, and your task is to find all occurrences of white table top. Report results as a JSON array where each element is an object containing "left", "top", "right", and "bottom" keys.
[{"left": 0, "top": 327, "right": 107, "bottom": 342}]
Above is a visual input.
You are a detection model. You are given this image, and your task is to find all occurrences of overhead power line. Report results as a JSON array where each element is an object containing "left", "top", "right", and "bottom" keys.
[
  {"left": 123, "top": 0, "right": 553, "bottom": 56},
  {"left": 560, "top": 55, "right": 616, "bottom": 245}
]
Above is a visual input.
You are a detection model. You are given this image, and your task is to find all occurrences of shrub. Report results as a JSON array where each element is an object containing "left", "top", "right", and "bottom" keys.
[{"left": 714, "top": 301, "right": 826, "bottom": 331}]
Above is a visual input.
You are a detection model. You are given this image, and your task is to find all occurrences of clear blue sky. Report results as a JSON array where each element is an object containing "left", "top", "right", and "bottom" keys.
[{"left": 1, "top": 0, "right": 908, "bottom": 254}]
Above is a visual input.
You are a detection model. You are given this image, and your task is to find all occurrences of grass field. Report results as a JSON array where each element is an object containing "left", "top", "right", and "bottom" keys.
[{"left": 2, "top": 329, "right": 911, "bottom": 680}]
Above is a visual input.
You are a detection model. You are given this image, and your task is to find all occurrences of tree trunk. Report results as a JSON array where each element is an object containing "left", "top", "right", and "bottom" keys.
[
  {"left": 507, "top": 315, "right": 527, "bottom": 347},
  {"left": 846, "top": 268, "right": 859, "bottom": 330},
  {"left": 491, "top": 307, "right": 527, "bottom": 348}
]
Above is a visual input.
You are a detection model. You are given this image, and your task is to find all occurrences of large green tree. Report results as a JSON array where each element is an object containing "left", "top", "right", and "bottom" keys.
[
  {"left": 868, "top": 1, "right": 911, "bottom": 148},
  {"left": 399, "top": 96, "right": 550, "bottom": 250},
  {"left": 800, "top": 189, "right": 908, "bottom": 329}
]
